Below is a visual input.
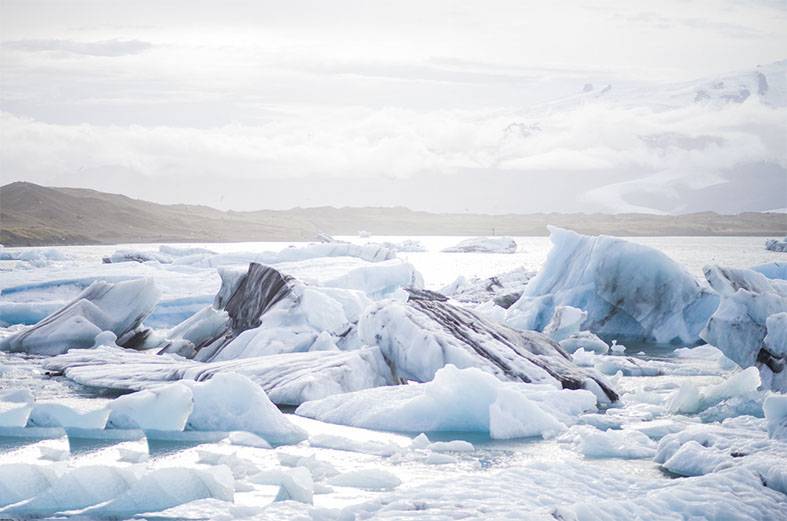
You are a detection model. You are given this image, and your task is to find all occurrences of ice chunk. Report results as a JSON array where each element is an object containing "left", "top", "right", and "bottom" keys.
[
  {"left": 108, "top": 384, "right": 194, "bottom": 431},
  {"left": 506, "top": 227, "right": 719, "bottom": 344},
  {"left": 367, "top": 239, "right": 426, "bottom": 252},
  {"left": 181, "top": 373, "right": 307, "bottom": 445},
  {"left": 358, "top": 289, "right": 618, "bottom": 403},
  {"left": 764, "top": 394, "right": 787, "bottom": 440},
  {"left": 543, "top": 306, "right": 586, "bottom": 342},
  {"left": 327, "top": 469, "right": 401, "bottom": 490},
  {"left": 103, "top": 249, "right": 173, "bottom": 264},
  {"left": 442, "top": 237, "right": 517, "bottom": 253},
  {"left": 559, "top": 331, "right": 609, "bottom": 354},
  {"left": 273, "top": 467, "right": 314, "bottom": 504},
  {"left": 0, "top": 278, "right": 161, "bottom": 355},
  {"left": 0, "top": 248, "right": 72, "bottom": 262},
  {"left": 297, "top": 365, "right": 597, "bottom": 439},
  {"left": 410, "top": 433, "right": 431, "bottom": 450},
  {"left": 228, "top": 431, "right": 272, "bottom": 449},
  {"left": 701, "top": 265, "right": 787, "bottom": 392}
]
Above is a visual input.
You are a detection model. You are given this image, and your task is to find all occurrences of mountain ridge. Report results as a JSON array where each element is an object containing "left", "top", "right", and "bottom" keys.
[{"left": 1, "top": 182, "right": 785, "bottom": 246}]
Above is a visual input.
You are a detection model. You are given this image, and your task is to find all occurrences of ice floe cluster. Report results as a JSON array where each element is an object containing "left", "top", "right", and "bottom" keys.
[{"left": 2, "top": 230, "right": 787, "bottom": 519}]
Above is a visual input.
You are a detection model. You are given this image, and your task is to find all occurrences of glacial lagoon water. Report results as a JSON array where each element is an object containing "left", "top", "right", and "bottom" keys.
[{"left": 0, "top": 235, "right": 785, "bottom": 520}]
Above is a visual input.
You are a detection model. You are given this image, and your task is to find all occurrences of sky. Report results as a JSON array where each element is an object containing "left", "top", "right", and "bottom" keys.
[{"left": 0, "top": 0, "right": 785, "bottom": 214}]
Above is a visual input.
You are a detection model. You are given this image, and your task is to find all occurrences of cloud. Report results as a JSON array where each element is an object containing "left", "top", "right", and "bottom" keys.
[{"left": 3, "top": 39, "right": 152, "bottom": 57}]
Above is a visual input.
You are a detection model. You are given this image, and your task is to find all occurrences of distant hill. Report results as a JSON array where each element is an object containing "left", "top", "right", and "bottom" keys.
[{"left": 1, "top": 182, "right": 785, "bottom": 246}]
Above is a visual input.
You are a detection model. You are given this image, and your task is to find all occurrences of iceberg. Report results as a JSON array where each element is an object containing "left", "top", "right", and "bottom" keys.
[
  {"left": 296, "top": 364, "right": 598, "bottom": 439},
  {"left": 765, "top": 237, "right": 787, "bottom": 252},
  {"left": 505, "top": 227, "right": 720, "bottom": 344},
  {"left": 359, "top": 289, "right": 618, "bottom": 403},
  {"left": 0, "top": 278, "right": 161, "bottom": 355},
  {"left": 701, "top": 265, "right": 787, "bottom": 392},
  {"left": 442, "top": 236, "right": 517, "bottom": 253},
  {"left": 44, "top": 345, "right": 393, "bottom": 405}
]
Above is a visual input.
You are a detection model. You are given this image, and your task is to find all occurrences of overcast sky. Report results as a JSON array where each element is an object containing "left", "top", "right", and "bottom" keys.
[{"left": 1, "top": 0, "right": 785, "bottom": 214}]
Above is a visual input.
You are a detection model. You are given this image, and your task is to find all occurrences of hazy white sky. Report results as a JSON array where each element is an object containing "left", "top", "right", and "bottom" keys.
[{"left": 1, "top": 0, "right": 785, "bottom": 214}]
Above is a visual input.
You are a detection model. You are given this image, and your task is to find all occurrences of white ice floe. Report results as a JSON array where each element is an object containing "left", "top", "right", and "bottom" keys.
[
  {"left": 28, "top": 402, "right": 110, "bottom": 429},
  {"left": 505, "top": 227, "right": 719, "bottom": 344},
  {"left": 359, "top": 290, "right": 617, "bottom": 403},
  {"left": 296, "top": 365, "right": 597, "bottom": 439},
  {"left": 366, "top": 239, "right": 426, "bottom": 252},
  {"left": 44, "top": 345, "right": 393, "bottom": 405},
  {"left": 442, "top": 236, "right": 517, "bottom": 254},
  {"left": 0, "top": 278, "right": 161, "bottom": 355},
  {"left": 701, "top": 264, "right": 787, "bottom": 392}
]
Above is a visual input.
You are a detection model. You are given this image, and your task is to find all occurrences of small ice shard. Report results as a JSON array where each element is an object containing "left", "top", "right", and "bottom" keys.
[
  {"left": 327, "top": 469, "right": 401, "bottom": 490},
  {"left": 182, "top": 373, "right": 308, "bottom": 445},
  {"left": 0, "top": 278, "right": 161, "bottom": 355},
  {"left": 442, "top": 236, "right": 517, "bottom": 254},
  {"left": 610, "top": 340, "right": 626, "bottom": 354},
  {"left": 410, "top": 433, "right": 431, "bottom": 449},
  {"left": 278, "top": 454, "right": 338, "bottom": 480},
  {"left": 108, "top": 383, "right": 194, "bottom": 431},
  {"left": 308, "top": 434, "right": 403, "bottom": 457},
  {"left": 505, "top": 227, "right": 719, "bottom": 344},
  {"left": 274, "top": 467, "right": 314, "bottom": 504},
  {"left": 662, "top": 440, "right": 733, "bottom": 477}
]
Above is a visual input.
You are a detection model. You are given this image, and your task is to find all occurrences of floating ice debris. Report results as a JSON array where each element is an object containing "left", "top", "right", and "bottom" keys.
[
  {"left": 0, "top": 278, "right": 161, "bottom": 355},
  {"left": 442, "top": 236, "right": 517, "bottom": 253},
  {"left": 559, "top": 331, "right": 610, "bottom": 355},
  {"left": 0, "top": 388, "right": 34, "bottom": 427},
  {"left": 559, "top": 425, "right": 657, "bottom": 459},
  {"left": 108, "top": 384, "right": 194, "bottom": 431},
  {"left": 764, "top": 394, "right": 787, "bottom": 440},
  {"left": 273, "top": 467, "right": 314, "bottom": 504},
  {"left": 610, "top": 340, "right": 626, "bottom": 353},
  {"left": 505, "top": 227, "right": 719, "bottom": 344},
  {"left": 327, "top": 469, "right": 401, "bottom": 490}
]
